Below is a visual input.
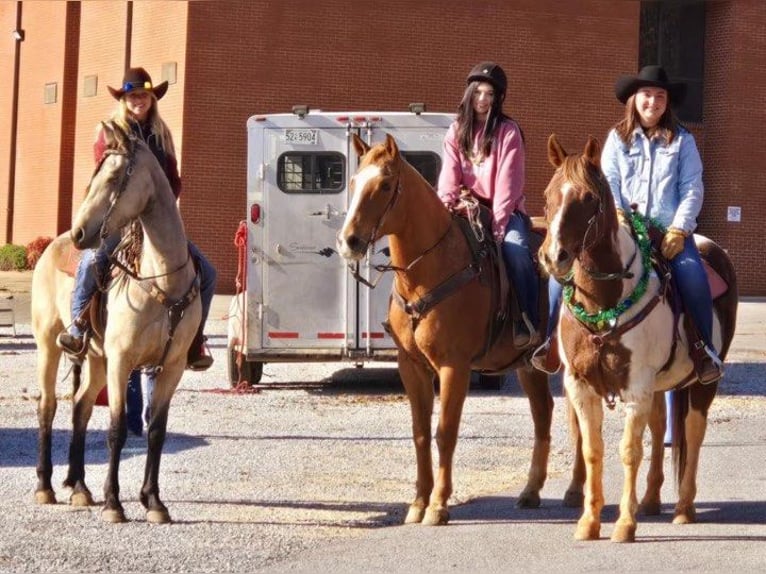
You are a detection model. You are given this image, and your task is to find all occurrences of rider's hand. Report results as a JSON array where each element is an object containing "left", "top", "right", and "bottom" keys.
[{"left": 661, "top": 227, "right": 687, "bottom": 260}]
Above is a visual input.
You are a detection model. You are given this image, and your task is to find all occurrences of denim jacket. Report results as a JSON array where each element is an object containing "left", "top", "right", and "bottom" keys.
[{"left": 600, "top": 125, "right": 703, "bottom": 233}]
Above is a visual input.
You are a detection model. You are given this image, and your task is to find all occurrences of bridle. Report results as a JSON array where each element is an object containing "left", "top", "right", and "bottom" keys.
[
  {"left": 568, "top": 185, "right": 637, "bottom": 283},
  {"left": 348, "top": 164, "right": 452, "bottom": 289}
]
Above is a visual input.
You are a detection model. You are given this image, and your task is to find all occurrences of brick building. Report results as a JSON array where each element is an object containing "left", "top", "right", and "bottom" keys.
[{"left": 1, "top": 0, "right": 764, "bottom": 294}]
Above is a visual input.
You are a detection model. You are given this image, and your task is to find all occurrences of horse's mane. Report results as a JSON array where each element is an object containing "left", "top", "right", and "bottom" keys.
[{"left": 559, "top": 153, "right": 611, "bottom": 203}]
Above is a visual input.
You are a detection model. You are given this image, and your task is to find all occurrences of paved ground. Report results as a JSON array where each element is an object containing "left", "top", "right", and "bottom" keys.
[{"left": 1, "top": 269, "right": 764, "bottom": 573}]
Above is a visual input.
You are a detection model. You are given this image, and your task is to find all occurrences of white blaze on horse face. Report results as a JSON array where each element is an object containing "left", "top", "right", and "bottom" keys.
[
  {"left": 338, "top": 164, "right": 382, "bottom": 260},
  {"left": 545, "top": 181, "right": 575, "bottom": 274}
]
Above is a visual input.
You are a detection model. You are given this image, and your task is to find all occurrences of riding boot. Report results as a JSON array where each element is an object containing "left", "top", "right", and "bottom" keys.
[
  {"left": 691, "top": 340, "right": 724, "bottom": 385},
  {"left": 513, "top": 312, "right": 540, "bottom": 349},
  {"left": 530, "top": 336, "right": 561, "bottom": 374},
  {"left": 187, "top": 330, "right": 214, "bottom": 371}
]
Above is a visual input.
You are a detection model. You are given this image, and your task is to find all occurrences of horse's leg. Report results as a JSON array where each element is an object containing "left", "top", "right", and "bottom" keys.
[
  {"left": 639, "top": 391, "right": 666, "bottom": 516},
  {"left": 64, "top": 358, "right": 105, "bottom": 507},
  {"left": 398, "top": 354, "right": 435, "bottom": 524},
  {"left": 101, "top": 357, "right": 131, "bottom": 523},
  {"left": 612, "top": 394, "right": 652, "bottom": 543},
  {"left": 515, "top": 365, "right": 553, "bottom": 508},
  {"left": 139, "top": 365, "right": 183, "bottom": 524},
  {"left": 424, "top": 362, "right": 471, "bottom": 525},
  {"left": 565, "top": 375, "right": 604, "bottom": 541},
  {"left": 674, "top": 384, "right": 715, "bottom": 524},
  {"left": 563, "top": 388, "right": 586, "bottom": 508},
  {"left": 34, "top": 342, "right": 61, "bottom": 505}
]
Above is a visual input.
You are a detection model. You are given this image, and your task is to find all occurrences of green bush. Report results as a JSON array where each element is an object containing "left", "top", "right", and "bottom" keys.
[{"left": 0, "top": 244, "right": 28, "bottom": 271}]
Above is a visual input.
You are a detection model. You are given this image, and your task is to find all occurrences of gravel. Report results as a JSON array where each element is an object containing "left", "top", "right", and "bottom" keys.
[{"left": 0, "top": 297, "right": 764, "bottom": 573}]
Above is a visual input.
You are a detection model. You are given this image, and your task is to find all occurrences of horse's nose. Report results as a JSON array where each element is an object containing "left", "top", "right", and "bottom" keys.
[
  {"left": 345, "top": 234, "right": 366, "bottom": 255},
  {"left": 70, "top": 227, "right": 86, "bottom": 249},
  {"left": 337, "top": 232, "right": 367, "bottom": 260},
  {"left": 556, "top": 249, "right": 570, "bottom": 264}
]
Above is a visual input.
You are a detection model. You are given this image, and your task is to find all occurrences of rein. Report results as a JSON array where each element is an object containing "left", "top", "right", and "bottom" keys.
[{"left": 348, "top": 174, "right": 453, "bottom": 289}]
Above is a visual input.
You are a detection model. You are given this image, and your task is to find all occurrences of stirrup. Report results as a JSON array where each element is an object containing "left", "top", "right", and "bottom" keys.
[{"left": 530, "top": 337, "right": 561, "bottom": 375}]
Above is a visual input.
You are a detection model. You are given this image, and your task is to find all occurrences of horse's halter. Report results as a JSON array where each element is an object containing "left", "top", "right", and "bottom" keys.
[{"left": 569, "top": 183, "right": 636, "bottom": 282}]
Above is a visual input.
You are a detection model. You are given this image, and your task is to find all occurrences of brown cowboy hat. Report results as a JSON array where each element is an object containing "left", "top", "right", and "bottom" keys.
[
  {"left": 614, "top": 65, "right": 686, "bottom": 105},
  {"left": 107, "top": 67, "right": 168, "bottom": 101}
]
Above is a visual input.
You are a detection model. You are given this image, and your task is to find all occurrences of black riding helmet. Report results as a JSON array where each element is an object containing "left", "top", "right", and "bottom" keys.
[{"left": 466, "top": 61, "right": 507, "bottom": 101}]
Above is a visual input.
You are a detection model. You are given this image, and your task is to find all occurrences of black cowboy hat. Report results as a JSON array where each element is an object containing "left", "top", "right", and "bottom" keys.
[
  {"left": 466, "top": 61, "right": 507, "bottom": 97},
  {"left": 614, "top": 65, "right": 687, "bottom": 105},
  {"left": 107, "top": 67, "right": 168, "bottom": 101}
]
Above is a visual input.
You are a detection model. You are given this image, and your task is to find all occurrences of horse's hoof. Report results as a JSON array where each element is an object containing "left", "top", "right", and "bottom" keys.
[
  {"left": 146, "top": 509, "right": 172, "bottom": 524},
  {"left": 422, "top": 505, "right": 449, "bottom": 526},
  {"left": 672, "top": 509, "right": 696, "bottom": 525},
  {"left": 639, "top": 499, "right": 662, "bottom": 516},
  {"left": 101, "top": 507, "right": 127, "bottom": 523},
  {"left": 563, "top": 489, "right": 584, "bottom": 508},
  {"left": 611, "top": 523, "right": 636, "bottom": 543},
  {"left": 404, "top": 505, "right": 425, "bottom": 524},
  {"left": 70, "top": 491, "right": 95, "bottom": 507},
  {"left": 34, "top": 489, "right": 57, "bottom": 505},
  {"left": 574, "top": 519, "right": 600, "bottom": 541},
  {"left": 516, "top": 488, "right": 541, "bottom": 509}
]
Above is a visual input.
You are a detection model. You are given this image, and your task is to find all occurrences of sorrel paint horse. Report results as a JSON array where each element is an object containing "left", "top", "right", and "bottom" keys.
[
  {"left": 337, "top": 133, "right": 572, "bottom": 525},
  {"left": 31, "top": 121, "right": 201, "bottom": 523},
  {"left": 539, "top": 135, "right": 738, "bottom": 542}
]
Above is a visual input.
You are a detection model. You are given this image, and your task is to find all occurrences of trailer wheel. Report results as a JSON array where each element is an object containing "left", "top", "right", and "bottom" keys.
[{"left": 227, "top": 345, "right": 263, "bottom": 387}]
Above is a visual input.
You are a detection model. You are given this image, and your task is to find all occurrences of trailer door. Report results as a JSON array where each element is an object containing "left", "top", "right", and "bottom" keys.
[{"left": 260, "top": 125, "right": 351, "bottom": 350}]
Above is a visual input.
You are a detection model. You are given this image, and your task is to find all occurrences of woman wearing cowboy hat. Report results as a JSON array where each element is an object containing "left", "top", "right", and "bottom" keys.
[
  {"left": 57, "top": 67, "right": 217, "bottom": 378},
  {"left": 532, "top": 65, "right": 723, "bottom": 385},
  {"left": 437, "top": 61, "right": 540, "bottom": 348}
]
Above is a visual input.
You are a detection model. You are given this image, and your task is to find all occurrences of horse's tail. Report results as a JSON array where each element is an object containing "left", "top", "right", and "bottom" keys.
[
  {"left": 670, "top": 386, "right": 689, "bottom": 488},
  {"left": 671, "top": 381, "right": 719, "bottom": 490}
]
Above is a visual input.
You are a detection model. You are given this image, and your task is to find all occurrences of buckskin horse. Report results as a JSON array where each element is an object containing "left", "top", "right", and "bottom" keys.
[
  {"left": 31, "top": 121, "right": 201, "bottom": 523},
  {"left": 538, "top": 134, "right": 737, "bottom": 542},
  {"left": 337, "top": 133, "right": 581, "bottom": 525}
]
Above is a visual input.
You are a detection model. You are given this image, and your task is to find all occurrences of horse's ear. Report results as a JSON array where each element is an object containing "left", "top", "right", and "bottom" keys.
[
  {"left": 351, "top": 133, "right": 370, "bottom": 158},
  {"left": 384, "top": 133, "right": 399, "bottom": 158},
  {"left": 547, "top": 134, "right": 567, "bottom": 168},
  {"left": 584, "top": 136, "right": 602, "bottom": 168}
]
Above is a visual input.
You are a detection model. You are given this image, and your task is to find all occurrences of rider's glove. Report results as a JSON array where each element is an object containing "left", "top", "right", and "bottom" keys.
[{"left": 661, "top": 227, "right": 687, "bottom": 260}]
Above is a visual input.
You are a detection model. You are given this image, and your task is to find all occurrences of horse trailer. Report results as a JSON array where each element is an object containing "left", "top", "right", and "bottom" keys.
[{"left": 227, "top": 108, "right": 455, "bottom": 385}]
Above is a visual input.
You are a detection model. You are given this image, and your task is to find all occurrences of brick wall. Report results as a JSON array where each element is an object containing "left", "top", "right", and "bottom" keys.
[
  {"left": 0, "top": 4, "right": 18, "bottom": 243},
  {"left": 702, "top": 1, "right": 766, "bottom": 295},
  {"left": 3, "top": 0, "right": 764, "bottom": 294},
  {"left": 181, "top": 0, "right": 638, "bottom": 293}
]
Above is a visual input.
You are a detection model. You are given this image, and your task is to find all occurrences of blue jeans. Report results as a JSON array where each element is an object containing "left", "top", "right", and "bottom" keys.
[
  {"left": 70, "top": 238, "right": 216, "bottom": 340},
  {"left": 188, "top": 241, "right": 217, "bottom": 337},
  {"left": 70, "top": 235, "right": 121, "bottom": 337},
  {"left": 544, "top": 236, "right": 715, "bottom": 349},
  {"left": 671, "top": 236, "right": 714, "bottom": 349},
  {"left": 501, "top": 212, "right": 539, "bottom": 328}
]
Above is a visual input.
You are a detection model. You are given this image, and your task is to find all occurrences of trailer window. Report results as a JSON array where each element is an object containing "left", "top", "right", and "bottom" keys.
[
  {"left": 277, "top": 152, "right": 345, "bottom": 194},
  {"left": 401, "top": 152, "right": 442, "bottom": 187}
]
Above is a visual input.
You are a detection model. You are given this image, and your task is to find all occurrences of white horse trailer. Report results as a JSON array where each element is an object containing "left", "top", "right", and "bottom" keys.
[{"left": 227, "top": 108, "right": 454, "bottom": 385}]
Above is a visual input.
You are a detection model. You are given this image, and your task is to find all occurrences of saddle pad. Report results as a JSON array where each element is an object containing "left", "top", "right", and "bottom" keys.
[
  {"left": 704, "top": 259, "right": 727, "bottom": 300},
  {"left": 55, "top": 243, "right": 82, "bottom": 277}
]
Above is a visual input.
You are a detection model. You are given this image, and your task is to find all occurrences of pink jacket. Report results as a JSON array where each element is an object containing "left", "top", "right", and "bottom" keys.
[{"left": 437, "top": 117, "right": 526, "bottom": 240}]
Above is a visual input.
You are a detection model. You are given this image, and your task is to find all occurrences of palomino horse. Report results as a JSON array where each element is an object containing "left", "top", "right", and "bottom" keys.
[
  {"left": 337, "top": 133, "right": 571, "bottom": 525},
  {"left": 31, "top": 121, "right": 201, "bottom": 523},
  {"left": 539, "top": 135, "right": 738, "bottom": 542}
]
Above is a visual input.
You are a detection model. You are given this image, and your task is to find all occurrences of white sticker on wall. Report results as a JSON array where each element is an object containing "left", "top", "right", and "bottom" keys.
[{"left": 727, "top": 206, "right": 741, "bottom": 222}]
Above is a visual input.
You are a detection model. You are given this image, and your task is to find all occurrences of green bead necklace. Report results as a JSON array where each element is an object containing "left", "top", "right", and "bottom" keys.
[{"left": 563, "top": 211, "right": 659, "bottom": 330}]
